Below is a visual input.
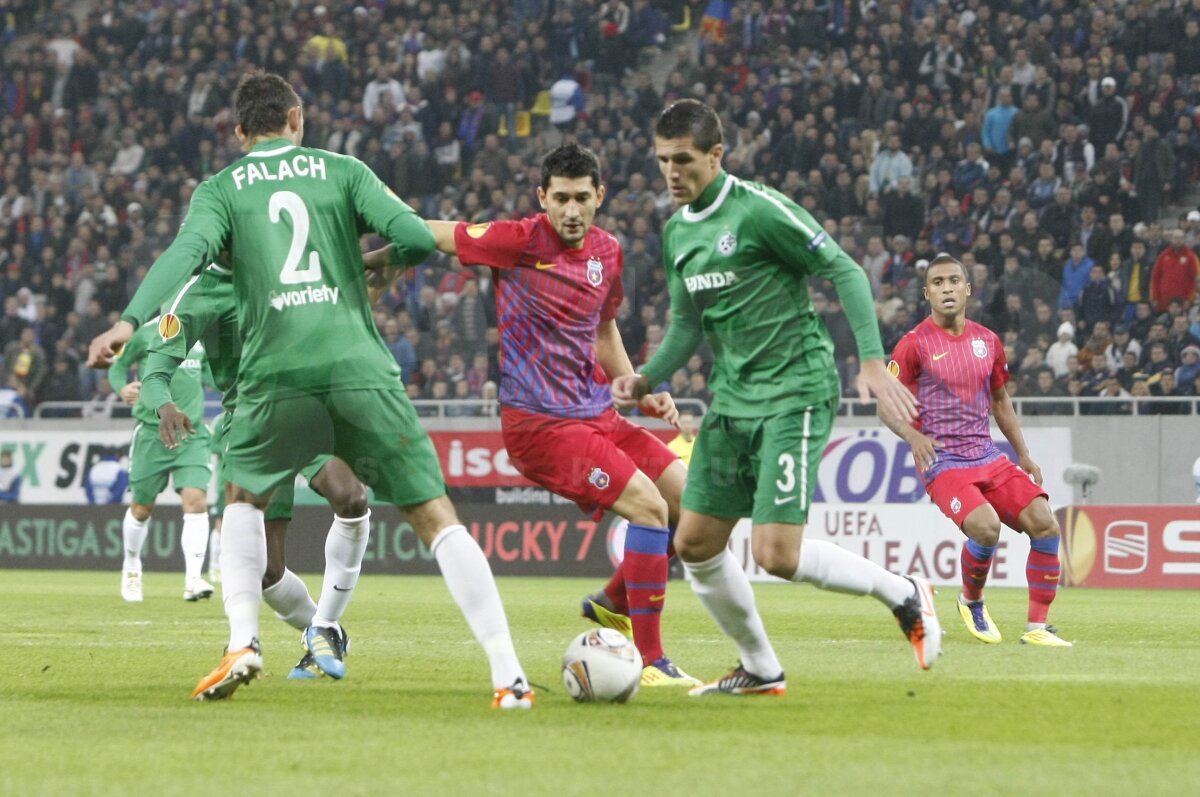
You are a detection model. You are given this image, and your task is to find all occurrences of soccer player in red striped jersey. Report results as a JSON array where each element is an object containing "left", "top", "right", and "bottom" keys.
[
  {"left": 426, "top": 144, "right": 701, "bottom": 686},
  {"left": 881, "top": 253, "right": 1072, "bottom": 646}
]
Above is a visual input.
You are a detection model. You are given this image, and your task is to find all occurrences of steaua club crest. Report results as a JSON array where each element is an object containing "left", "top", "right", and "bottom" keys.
[
  {"left": 971, "top": 338, "right": 988, "bottom": 358},
  {"left": 717, "top": 231, "right": 737, "bottom": 256},
  {"left": 588, "top": 467, "right": 611, "bottom": 489},
  {"left": 586, "top": 256, "right": 603, "bottom": 287},
  {"left": 950, "top": 497, "right": 962, "bottom": 514}
]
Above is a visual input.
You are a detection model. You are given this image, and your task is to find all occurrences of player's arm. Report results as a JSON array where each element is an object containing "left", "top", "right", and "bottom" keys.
[
  {"left": 876, "top": 340, "right": 942, "bottom": 473},
  {"left": 596, "top": 319, "right": 679, "bottom": 426},
  {"left": 615, "top": 244, "right": 703, "bottom": 403},
  {"left": 141, "top": 285, "right": 218, "bottom": 447},
  {"left": 436, "top": 219, "right": 531, "bottom": 268},
  {"left": 991, "top": 384, "right": 1042, "bottom": 485},
  {"left": 89, "top": 182, "right": 229, "bottom": 367},
  {"left": 426, "top": 220, "right": 459, "bottom": 255},
  {"left": 348, "top": 159, "right": 435, "bottom": 266},
  {"left": 108, "top": 324, "right": 150, "bottom": 402},
  {"left": 752, "top": 186, "right": 917, "bottom": 422}
]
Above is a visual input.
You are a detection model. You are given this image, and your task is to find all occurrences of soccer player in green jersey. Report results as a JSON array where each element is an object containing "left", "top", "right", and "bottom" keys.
[
  {"left": 87, "top": 72, "right": 532, "bottom": 707},
  {"left": 140, "top": 259, "right": 398, "bottom": 679},
  {"left": 108, "top": 314, "right": 214, "bottom": 604},
  {"left": 613, "top": 100, "right": 944, "bottom": 695}
]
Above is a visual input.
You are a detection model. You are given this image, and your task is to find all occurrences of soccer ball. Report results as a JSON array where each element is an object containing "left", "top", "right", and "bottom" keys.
[{"left": 561, "top": 628, "right": 641, "bottom": 703}]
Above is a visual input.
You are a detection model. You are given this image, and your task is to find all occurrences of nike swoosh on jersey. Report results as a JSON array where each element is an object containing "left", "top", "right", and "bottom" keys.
[
  {"left": 649, "top": 594, "right": 666, "bottom": 603},
  {"left": 932, "top": 352, "right": 949, "bottom": 361},
  {"left": 535, "top": 261, "right": 556, "bottom": 270},
  {"left": 774, "top": 496, "right": 797, "bottom": 506}
]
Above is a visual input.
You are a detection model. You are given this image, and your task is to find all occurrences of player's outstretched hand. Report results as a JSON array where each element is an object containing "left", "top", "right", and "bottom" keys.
[
  {"left": 157, "top": 402, "right": 194, "bottom": 449},
  {"left": 611, "top": 374, "right": 649, "bottom": 404},
  {"left": 857, "top": 359, "right": 918, "bottom": 423},
  {"left": 908, "top": 432, "right": 945, "bottom": 473},
  {"left": 1019, "top": 453, "right": 1044, "bottom": 485},
  {"left": 119, "top": 381, "right": 141, "bottom": 407},
  {"left": 88, "top": 320, "right": 134, "bottom": 368},
  {"left": 639, "top": 392, "right": 680, "bottom": 428}
]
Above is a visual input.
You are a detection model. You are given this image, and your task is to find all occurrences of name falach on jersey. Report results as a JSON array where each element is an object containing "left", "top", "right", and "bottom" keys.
[
  {"left": 268, "top": 284, "right": 340, "bottom": 311},
  {"left": 971, "top": 338, "right": 988, "bottom": 358},
  {"left": 230, "top": 155, "right": 327, "bottom": 190},
  {"left": 684, "top": 271, "right": 737, "bottom": 293}
]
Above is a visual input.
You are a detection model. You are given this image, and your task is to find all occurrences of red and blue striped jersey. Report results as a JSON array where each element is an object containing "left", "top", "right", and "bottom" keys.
[
  {"left": 454, "top": 215, "right": 624, "bottom": 419},
  {"left": 889, "top": 317, "right": 1009, "bottom": 485}
]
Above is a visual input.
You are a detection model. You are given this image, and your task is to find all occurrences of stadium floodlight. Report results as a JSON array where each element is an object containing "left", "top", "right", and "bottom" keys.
[{"left": 1064, "top": 463, "right": 1102, "bottom": 505}]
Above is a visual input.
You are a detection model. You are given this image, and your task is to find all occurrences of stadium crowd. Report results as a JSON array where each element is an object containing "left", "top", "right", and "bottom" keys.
[{"left": 1, "top": 0, "right": 1199, "bottom": 418}]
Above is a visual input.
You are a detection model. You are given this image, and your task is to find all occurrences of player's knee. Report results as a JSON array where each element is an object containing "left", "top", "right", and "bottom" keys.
[
  {"left": 329, "top": 482, "right": 369, "bottom": 518},
  {"left": 753, "top": 539, "right": 799, "bottom": 579},
  {"left": 964, "top": 521, "right": 1001, "bottom": 547},
  {"left": 629, "top": 491, "right": 668, "bottom": 528},
  {"left": 673, "top": 530, "right": 717, "bottom": 563},
  {"left": 130, "top": 503, "right": 153, "bottom": 522},
  {"left": 181, "top": 490, "right": 207, "bottom": 514},
  {"left": 1028, "top": 515, "right": 1060, "bottom": 540}
]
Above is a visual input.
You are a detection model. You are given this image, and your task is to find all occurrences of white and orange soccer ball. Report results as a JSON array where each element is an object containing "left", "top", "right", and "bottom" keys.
[{"left": 561, "top": 628, "right": 641, "bottom": 703}]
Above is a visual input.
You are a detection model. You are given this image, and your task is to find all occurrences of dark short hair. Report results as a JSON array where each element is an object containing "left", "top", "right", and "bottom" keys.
[
  {"left": 655, "top": 99, "right": 723, "bottom": 152},
  {"left": 540, "top": 144, "right": 601, "bottom": 190},
  {"left": 924, "top": 253, "right": 970, "bottom": 285},
  {"left": 235, "top": 71, "right": 301, "bottom": 139}
]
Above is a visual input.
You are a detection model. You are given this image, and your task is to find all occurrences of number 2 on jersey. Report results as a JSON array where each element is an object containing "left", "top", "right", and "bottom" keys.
[{"left": 269, "top": 190, "right": 322, "bottom": 285}]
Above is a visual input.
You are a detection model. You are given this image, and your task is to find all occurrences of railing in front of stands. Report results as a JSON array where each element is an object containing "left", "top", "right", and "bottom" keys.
[{"left": 15, "top": 395, "right": 1198, "bottom": 420}]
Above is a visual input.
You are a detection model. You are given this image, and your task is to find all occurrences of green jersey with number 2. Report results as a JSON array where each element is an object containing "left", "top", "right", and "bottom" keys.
[{"left": 121, "top": 137, "right": 435, "bottom": 399}]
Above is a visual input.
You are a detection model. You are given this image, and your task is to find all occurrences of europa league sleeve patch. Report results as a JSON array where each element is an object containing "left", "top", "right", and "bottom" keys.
[
  {"left": 465, "top": 222, "right": 491, "bottom": 239},
  {"left": 887, "top": 359, "right": 900, "bottom": 378},
  {"left": 158, "top": 313, "right": 183, "bottom": 341}
]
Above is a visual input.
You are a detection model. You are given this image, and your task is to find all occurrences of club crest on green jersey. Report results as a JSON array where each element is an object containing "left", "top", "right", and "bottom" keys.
[
  {"left": 586, "top": 256, "right": 603, "bottom": 287},
  {"left": 716, "top": 231, "right": 737, "bottom": 256}
]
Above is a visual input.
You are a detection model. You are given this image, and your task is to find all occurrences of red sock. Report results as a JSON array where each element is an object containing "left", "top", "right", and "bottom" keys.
[
  {"left": 960, "top": 543, "right": 994, "bottom": 601},
  {"left": 624, "top": 523, "right": 669, "bottom": 665},
  {"left": 602, "top": 563, "right": 628, "bottom": 614},
  {"left": 1026, "top": 548, "right": 1060, "bottom": 624}
]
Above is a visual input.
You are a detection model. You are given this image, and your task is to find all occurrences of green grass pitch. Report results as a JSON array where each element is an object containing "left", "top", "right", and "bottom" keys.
[{"left": 1, "top": 571, "right": 1197, "bottom": 796}]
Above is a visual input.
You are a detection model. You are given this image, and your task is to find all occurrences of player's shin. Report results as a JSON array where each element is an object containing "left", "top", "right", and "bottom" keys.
[
  {"left": 263, "top": 569, "right": 317, "bottom": 629},
  {"left": 181, "top": 512, "right": 209, "bottom": 581},
  {"left": 431, "top": 524, "right": 526, "bottom": 689},
  {"left": 683, "top": 550, "right": 783, "bottom": 679},
  {"left": 1026, "top": 536, "right": 1061, "bottom": 626},
  {"left": 961, "top": 539, "right": 997, "bottom": 601},
  {"left": 312, "top": 512, "right": 370, "bottom": 628},
  {"left": 122, "top": 508, "right": 149, "bottom": 571},
  {"left": 623, "top": 524, "right": 670, "bottom": 664},
  {"left": 220, "top": 503, "right": 268, "bottom": 650},
  {"left": 792, "top": 539, "right": 913, "bottom": 607}
]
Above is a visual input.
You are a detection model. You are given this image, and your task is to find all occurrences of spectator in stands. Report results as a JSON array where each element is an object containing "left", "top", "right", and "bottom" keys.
[
  {"left": 1150, "top": 228, "right": 1199, "bottom": 312},
  {"left": 1046, "top": 323, "right": 1079, "bottom": 378},
  {"left": 1059, "top": 244, "right": 1095, "bottom": 311}
]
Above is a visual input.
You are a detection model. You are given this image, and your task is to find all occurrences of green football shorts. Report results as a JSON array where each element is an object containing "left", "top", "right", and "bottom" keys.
[
  {"left": 224, "top": 387, "right": 446, "bottom": 508},
  {"left": 128, "top": 422, "right": 212, "bottom": 505},
  {"left": 210, "top": 411, "right": 332, "bottom": 522},
  {"left": 682, "top": 398, "right": 836, "bottom": 525}
]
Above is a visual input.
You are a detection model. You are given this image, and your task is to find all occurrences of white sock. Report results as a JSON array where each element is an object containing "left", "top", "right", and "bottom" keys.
[
  {"left": 791, "top": 539, "right": 913, "bottom": 607},
  {"left": 207, "top": 529, "right": 221, "bottom": 573},
  {"left": 181, "top": 512, "right": 209, "bottom": 581},
  {"left": 122, "top": 508, "right": 149, "bottom": 572},
  {"left": 219, "top": 503, "right": 266, "bottom": 650},
  {"left": 684, "top": 550, "right": 783, "bottom": 678},
  {"left": 432, "top": 525, "right": 525, "bottom": 689},
  {"left": 263, "top": 569, "right": 318, "bottom": 630},
  {"left": 312, "top": 512, "right": 371, "bottom": 629}
]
